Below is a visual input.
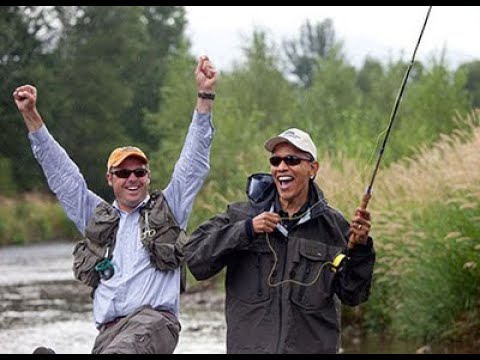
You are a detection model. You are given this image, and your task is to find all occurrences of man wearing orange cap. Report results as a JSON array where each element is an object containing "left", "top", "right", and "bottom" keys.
[{"left": 13, "top": 55, "right": 217, "bottom": 354}]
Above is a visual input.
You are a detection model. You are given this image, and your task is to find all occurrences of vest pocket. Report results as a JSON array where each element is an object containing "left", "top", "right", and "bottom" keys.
[
  {"left": 72, "top": 241, "right": 102, "bottom": 288},
  {"left": 143, "top": 225, "right": 184, "bottom": 271}
]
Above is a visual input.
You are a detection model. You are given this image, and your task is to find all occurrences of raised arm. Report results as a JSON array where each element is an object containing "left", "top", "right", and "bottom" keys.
[
  {"left": 13, "top": 85, "right": 103, "bottom": 235},
  {"left": 163, "top": 56, "right": 218, "bottom": 229}
]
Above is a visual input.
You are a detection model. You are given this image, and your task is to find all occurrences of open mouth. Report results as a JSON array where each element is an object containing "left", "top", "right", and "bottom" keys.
[{"left": 277, "top": 175, "right": 294, "bottom": 190}]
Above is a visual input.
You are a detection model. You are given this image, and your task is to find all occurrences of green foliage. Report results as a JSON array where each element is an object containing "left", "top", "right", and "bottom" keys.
[
  {"left": 118, "top": 6, "right": 188, "bottom": 152},
  {"left": 145, "top": 42, "right": 197, "bottom": 189},
  {"left": 229, "top": 29, "right": 299, "bottom": 131},
  {"left": 218, "top": 31, "right": 297, "bottom": 146},
  {"left": 0, "top": 157, "right": 16, "bottom": 195},
  {"left": 457, "top": 60, "right": 480, "bottom": 108},
  {"left": 0, "top": 6, "right": 52, "bottom": 191},
  {"left": 396, "top": 57, "right": 470, "bottom": 158},
  {"left": 358, "top": 115, "right": 480, "bottom": 344},
  {"left": 45, "top": 6, "right": 147, "bottom": 198},
  {"left": 299, "top": 51, "right": 361, "bottom": 156},
  {"left": 356, "top": 58, "right": 407, "bottom": 142},
  {"left": 283, "top": 18, "right": 340, "bottom": 88},
  {"left": 0, "top": 195, "right": 78, "bottom": 246},
  {"left": 392, "top": 198, "right": 480, "bottom": 342}
]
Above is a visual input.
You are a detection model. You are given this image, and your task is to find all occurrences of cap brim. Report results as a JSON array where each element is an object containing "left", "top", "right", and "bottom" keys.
[{"left": 264, "top": 137, "right": 293, "bottom": 152}]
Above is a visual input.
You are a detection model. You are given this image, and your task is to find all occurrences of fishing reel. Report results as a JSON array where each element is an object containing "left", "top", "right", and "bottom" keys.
[{"left": 330, "top": 253, "right": 346, "bottom": 273}]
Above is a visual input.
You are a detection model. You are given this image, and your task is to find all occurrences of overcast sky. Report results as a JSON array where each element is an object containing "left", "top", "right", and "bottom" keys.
[{"left": 185, "top": 6, "right": 480, "bottom": 71}]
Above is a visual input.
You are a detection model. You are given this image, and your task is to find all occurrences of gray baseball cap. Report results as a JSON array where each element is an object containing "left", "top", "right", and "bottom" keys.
[{"left": 264, "top": 128, "right": 317, "bottom": 160}]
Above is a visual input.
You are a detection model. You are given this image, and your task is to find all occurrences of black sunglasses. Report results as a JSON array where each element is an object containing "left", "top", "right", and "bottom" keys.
[
  {"left": 110, "top": 168, "right": 149, "bottom": 179},
  {"left": 269, "top": 155, "right": 313, "bottom": 167}
]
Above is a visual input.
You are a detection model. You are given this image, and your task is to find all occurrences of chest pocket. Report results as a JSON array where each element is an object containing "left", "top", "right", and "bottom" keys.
[
  {"left": 140, "top": 193, "right": 185, "bottom": 271},
  {"left": 290, "top": 238, "right": 343, "bottom": 311},
  {"left": 227, "top": 238, "right": 272, "bottom": 304}
]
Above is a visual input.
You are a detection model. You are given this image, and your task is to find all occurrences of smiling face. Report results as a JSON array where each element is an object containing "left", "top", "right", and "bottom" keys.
[
  {"left": 270, "top": 143, "right": 319, "bottom": 215},
  {"left": 106, "top": 156, "right": 150, "bottom": 213}
]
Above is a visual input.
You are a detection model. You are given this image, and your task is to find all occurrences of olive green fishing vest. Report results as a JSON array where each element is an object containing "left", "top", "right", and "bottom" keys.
[{"left": 72, "top": 190, "right": 187, "bottom": 292}]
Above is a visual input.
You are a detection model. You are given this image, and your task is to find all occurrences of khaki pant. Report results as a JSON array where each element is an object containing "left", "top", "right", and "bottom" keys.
[{"left": 92, "top": 305, "right": 181, "bottom": 354}]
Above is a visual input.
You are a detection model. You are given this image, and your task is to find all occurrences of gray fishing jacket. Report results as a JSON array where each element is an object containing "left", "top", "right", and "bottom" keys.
[{"left": 185, "top": 182, "right": 375, "bottom": 354}]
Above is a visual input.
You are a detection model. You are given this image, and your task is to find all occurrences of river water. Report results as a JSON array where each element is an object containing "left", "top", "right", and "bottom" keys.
[
  {"left": 0, "top": 242, "right": 473, "bottom": 354},
  {"left": 0, "top": 241, "right": 226, "bottom": 354}
]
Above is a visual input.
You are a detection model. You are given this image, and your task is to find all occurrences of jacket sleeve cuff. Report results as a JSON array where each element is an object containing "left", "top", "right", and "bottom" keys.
[
  {"left": 348, "top": 236, "right": 374, "bottom": 255},
  {"left": 245, "top": 218, "right": 255, "bottom": 241}
]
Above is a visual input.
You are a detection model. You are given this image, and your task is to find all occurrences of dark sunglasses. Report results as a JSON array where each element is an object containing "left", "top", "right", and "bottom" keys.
[
  {"left": 269, "top": 155, "right": 313, "bottom": 167},
  {"left": 110, "top": 168, "right": 149, "bottom": 179}
]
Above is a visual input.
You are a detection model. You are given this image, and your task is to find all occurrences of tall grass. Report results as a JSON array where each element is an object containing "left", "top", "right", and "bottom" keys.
[{"left": 319, "top": 110, "right": 480, "bottom": 344}]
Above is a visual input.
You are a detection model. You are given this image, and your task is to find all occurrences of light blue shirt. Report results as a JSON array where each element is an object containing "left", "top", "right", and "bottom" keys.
[{"left": 29, "top": 111, "right": 214, "bottom": 327}]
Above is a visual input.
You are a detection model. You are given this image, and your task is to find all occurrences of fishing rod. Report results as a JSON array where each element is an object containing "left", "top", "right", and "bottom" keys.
[{"left": 348, "top": 5, "right": 433, "bottom": 248}]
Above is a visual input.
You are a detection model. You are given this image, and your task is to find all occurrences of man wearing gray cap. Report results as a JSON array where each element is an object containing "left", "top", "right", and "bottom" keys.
[{"left": 185, "top": 127, "right": 375, "bottom": 354}]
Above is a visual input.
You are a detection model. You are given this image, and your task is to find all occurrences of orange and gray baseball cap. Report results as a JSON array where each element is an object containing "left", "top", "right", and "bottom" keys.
[
  {"left": 107, "top": 146, "right": 149, "bottom": 170},
  {"left": 264, "top": 128, "right": 317, "bottom": 160}
]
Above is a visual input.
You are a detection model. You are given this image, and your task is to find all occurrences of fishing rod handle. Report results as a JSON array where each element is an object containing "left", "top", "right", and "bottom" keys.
[
  {"left": 347, "top": 192, "right": 372, "bottom": 249},
  {"left": 359, "top": 192, "right": 372, "bottom": 210}
]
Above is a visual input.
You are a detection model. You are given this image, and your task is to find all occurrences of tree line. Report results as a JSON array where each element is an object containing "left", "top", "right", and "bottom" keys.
[{"left": 2, "top": 6, "right": 479, "bottom": 204}]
